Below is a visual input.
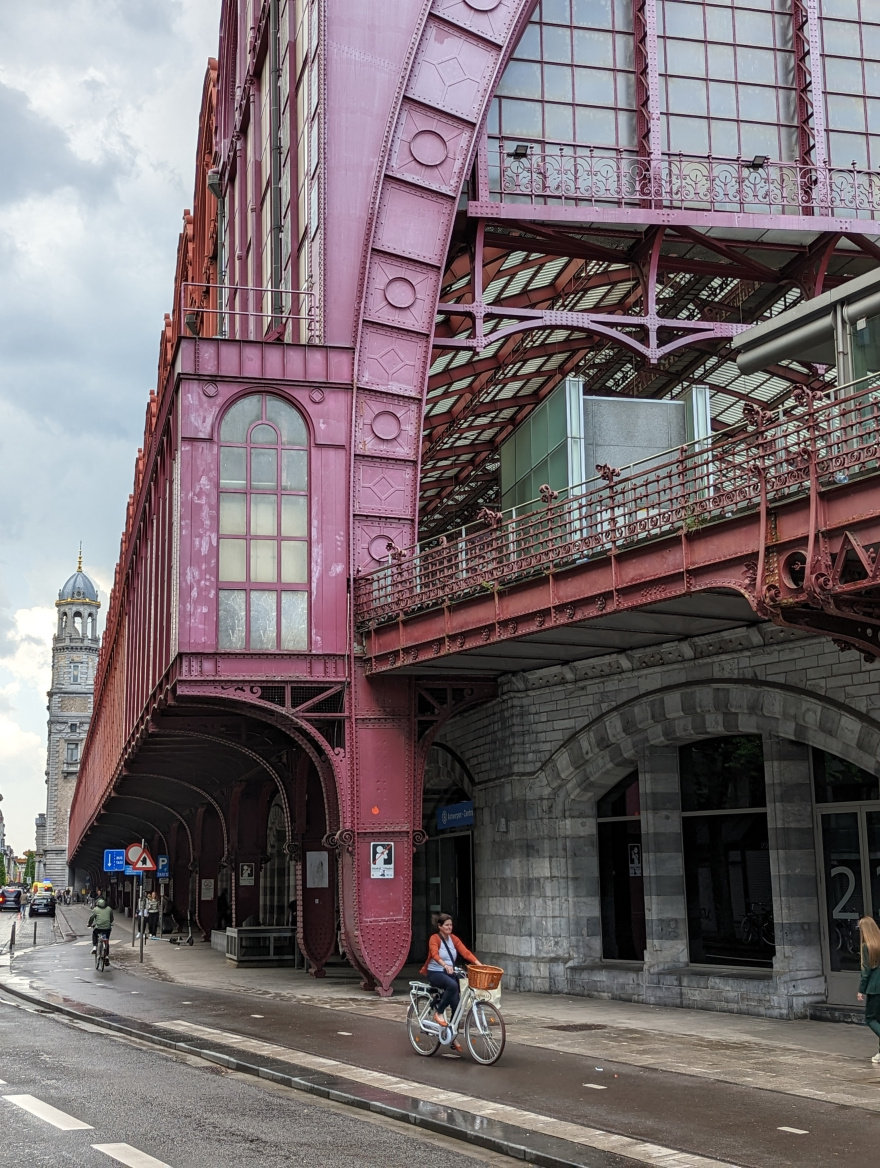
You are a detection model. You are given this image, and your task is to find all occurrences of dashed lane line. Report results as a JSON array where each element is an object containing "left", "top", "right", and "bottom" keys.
[
  {"left": 93, "top": 1143, "right": 174, "bottom": 1167},
  {"left": 162, "top": 1019, "right": 742, "bottom": 1168},
  {"left": 3, "top": 1094, "right": 93, "bottom": 1130}
]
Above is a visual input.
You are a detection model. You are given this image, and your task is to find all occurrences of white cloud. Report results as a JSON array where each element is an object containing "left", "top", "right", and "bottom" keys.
[{"left": 0, "top": 0, "right": 219, "bottom": 852}]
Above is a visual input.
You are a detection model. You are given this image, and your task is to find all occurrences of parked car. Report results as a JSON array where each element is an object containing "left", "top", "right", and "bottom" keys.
[
  {"left": 0, "top": 888, "right": 22, "bottom": 912},
  {"left": 28, "top": 893, "right": 55, "bottom": 918}
]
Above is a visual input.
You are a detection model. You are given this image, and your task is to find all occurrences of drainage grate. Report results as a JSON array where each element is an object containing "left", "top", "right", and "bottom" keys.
[{"left": 545, "top": 1023, "right": 607, "bottom": 1032}]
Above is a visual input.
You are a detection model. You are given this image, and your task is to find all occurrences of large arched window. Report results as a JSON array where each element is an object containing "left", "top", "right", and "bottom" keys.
[{"left": 217, "top": 393, "right": 309, "bottom": 651}]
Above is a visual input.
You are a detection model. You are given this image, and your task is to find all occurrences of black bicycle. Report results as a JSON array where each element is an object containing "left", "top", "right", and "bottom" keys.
[
  {"left": 740, "top": 902, "right": 775, "bottom": 947},
  {"left": 95, "top": 931, "right": 111, "bottom": 972}
]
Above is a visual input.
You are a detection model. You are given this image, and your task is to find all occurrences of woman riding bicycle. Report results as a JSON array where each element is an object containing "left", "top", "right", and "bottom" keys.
[{"left": 420, "top": 913, "right": 482, "bottom": 1037}]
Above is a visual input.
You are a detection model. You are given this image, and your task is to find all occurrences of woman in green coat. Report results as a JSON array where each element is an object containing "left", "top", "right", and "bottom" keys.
[{"left": 857, "top": 916, "right": 880, "bottom": 1063}]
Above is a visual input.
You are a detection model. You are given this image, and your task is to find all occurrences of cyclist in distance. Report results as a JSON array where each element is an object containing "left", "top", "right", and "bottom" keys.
[
  {"left": 420, "top": 913, "right": 483, "bottom": 1042},
  {"left": 88, "top": 897, "right": 114, "bottom": 960}
]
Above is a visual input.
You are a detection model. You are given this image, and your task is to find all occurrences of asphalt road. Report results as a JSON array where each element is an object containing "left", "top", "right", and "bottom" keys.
[
  {"left": 5, "top": 909, "right": 880, "bottom": 1167},
  {"left": 0, "top": 972, "right": 516, "bottom": 1167}
]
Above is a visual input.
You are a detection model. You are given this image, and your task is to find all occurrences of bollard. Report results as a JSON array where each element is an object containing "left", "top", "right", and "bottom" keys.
[
  {"left": 33, "top": 921, "right": 37, "bottom": 947},
  {"left": 9, "top": 921, "right": 15, "bottom": 954}
]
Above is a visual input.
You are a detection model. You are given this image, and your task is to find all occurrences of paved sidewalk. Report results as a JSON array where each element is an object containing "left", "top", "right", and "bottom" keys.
[{"left": 52, "top": 903, "right": 880, "bottom": 1112}]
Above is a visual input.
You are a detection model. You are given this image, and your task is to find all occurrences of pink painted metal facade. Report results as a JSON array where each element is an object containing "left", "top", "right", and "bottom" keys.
[{"left": 69, "top": 0, "right": 880, "bottom": 992}]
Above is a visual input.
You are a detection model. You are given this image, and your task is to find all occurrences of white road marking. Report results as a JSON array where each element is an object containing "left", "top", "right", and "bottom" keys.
[
  {"left": 778, "top": 1127, "right": 809, "bottom": 1135},
  {"left": 250, "top": 1014, "right": 264, "bottom": 1018},
  {"left": 163, "top": 1021, "right": 740, "bottom": 1168},
  {"left": 93, "top": 1143, "right": 174, "bottom": 1167},
  {"left": 337, "top": 1031, "right": 352, "bottom": 1036},
  {"left": 582, "top": 1084, "right": 607, "bottom": 1090},
  {"left": 4, "top": 1094, "right": 93, "bottom": 1130},
  {"left": 0, "top": 1079, "right": 6, "bottom": 1085}
]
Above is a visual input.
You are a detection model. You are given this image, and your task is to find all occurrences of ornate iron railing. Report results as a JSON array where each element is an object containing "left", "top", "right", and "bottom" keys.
[
  {"left": 180, "top": 281, "right": 317, "bottom": 343},
  {"left": 484, "top": 138, "right": 880, "bottom": 218},
  {"left": 355, "top": 375, "right": 880, "bottom": 628}
]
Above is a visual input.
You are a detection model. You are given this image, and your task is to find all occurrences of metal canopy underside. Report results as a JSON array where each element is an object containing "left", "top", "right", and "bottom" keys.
[
  {"left": 391, "top": 591, "right": 763, "bottom": 676},
  {"left": 420, "top": 218, "right": 880, "bottom": 537}
]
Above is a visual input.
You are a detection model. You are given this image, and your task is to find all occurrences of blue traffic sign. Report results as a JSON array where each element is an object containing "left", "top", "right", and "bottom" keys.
[
  {"left": 103, "top": 849, "right": 126, "bottom": 872},
  {"left": 156, "top": 855, "right": 170, "bottom": 880}
]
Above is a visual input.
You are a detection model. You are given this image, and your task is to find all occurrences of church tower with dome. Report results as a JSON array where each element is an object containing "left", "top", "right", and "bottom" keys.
[{"left": 43, "top": 553, "right": 101, "bottom": 888}]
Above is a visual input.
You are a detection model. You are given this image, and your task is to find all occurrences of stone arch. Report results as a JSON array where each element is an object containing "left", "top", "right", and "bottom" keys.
[
  {"left": 538, "top": 679, "right": 880, "bottom": 803},
  {"left": 422, "top": 742, "right": 474, "bottom": 824}
]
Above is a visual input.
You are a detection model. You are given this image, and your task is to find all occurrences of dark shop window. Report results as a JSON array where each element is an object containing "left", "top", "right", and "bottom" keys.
[
  {"left": 680, "top": 737, "right": 775, "bottom": 969},
  {"left": 598, "top": 772, "right": 645, "bottom": 961},
  {"left": 813, "top": 749, "right": 880, "bottom": 804}
]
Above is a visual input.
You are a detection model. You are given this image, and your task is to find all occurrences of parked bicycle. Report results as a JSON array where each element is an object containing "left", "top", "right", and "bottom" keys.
[
  {"left": 407, "top": 963, "right": 506, "bottom": 1064},
  {"left": 740, "top": 901, "right": 775, "bottom": 947}
]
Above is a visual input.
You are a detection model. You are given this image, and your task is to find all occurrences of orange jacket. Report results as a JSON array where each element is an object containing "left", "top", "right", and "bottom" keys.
[{"left": 420, "top": 932, "right": 477, "bottom": 975}]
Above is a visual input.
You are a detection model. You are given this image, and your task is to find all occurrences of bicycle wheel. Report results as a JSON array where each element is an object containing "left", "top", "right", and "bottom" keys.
[
  {"left": 464, "top": 1001, "right": 506, "bottom": 1065},
  {"left": 407, "top": 1000, "right": 440, "bottom": 1056},
  {"left": 95, "top": 945, "right": 105, "bottom": 973},
  {"left": 741, "top": 917, "right": 756, "bottom": 946}
]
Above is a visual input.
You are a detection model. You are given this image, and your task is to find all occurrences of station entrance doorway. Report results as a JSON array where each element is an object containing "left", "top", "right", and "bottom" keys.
[
  {"left": 814, "top": 750, "right": 880, "bottom": 1005},
  {"left": 818, "top": 805, "right": 880, "bottom": 1004},
  {"left": 410, "top": 746, "right": 476, "bottom": 963}
]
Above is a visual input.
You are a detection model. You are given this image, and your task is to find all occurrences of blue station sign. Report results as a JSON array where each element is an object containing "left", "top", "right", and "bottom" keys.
[
  {"left": 436, "top": 800, "right": 474, "bottom": 832},
  {"left": 157, "top": 855, "right": 170, "bottom": 880},
  {"left": 103, "top": 849, "right": 126, "bottom": 872}
]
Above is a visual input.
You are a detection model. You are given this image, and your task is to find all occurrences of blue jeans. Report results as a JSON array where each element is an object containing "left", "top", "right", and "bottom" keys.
[{"left": 428, "top": 969, "right": 462, "bottom": 1015}]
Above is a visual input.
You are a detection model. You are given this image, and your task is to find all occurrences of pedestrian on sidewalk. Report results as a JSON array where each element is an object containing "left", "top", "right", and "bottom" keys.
[
  {"left": 857, "top": 916, "right": 880, "bottom": 1063},
  {"left": 146, "top": 891, "right": 160, "bottom": 938}
]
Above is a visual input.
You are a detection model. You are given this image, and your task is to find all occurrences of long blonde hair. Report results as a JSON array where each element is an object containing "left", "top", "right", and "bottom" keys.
[{"left": 859, "top": 917, "right": 880, "bottom": 969}]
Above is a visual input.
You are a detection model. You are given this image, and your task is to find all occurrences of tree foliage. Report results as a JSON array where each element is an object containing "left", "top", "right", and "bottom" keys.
[
  {"left": 0, "top": 854, "right": 6, "bottom": 885},
  {"left": 23, "top": 851, "right": 36, "bottom": 885}
]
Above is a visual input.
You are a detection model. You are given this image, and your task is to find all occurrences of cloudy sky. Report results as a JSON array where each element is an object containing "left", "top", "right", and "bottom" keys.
[{"left": 0, "top": 0, "right": 218, "bottom": 852}]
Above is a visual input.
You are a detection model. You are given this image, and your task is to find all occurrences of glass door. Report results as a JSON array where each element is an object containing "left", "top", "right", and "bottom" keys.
[{"left": 818, "top": 808, "right": 879, "bottom": 1004}]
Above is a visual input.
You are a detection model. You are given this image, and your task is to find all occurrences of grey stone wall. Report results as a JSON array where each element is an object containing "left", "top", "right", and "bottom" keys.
[{"left": 438, "top": 624, "right": 880, "bottom": 1019}]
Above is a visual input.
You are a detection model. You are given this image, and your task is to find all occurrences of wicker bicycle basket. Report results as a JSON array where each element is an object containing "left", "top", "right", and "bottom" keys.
[{"left": 466, "top": 963, "right": 503, "bottom": 991}]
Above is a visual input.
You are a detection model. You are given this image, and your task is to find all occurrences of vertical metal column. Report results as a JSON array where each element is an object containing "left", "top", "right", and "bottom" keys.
[{"left": 633, "top": 0, "right": 662, "bottom": 202}]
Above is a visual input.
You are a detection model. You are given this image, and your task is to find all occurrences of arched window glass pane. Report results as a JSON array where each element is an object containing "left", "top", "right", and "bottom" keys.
[
  {"left": 218, "top": 591, "right": 246, "bottom": 648},
  {"left": 221, "top": 395, "right": 262, "bottom": 441},
  {"left": 281, "top": 495, "right": 307, "bottom": 537},
  {"left": 281, "top": 591, "right": 308, "bottom": 649},
  {"left": 281, "top": 541, "right": 308, "bottom": 582},
  {"left": 251, "top": 423, "right": 278, "bottom": 445},
  {"left": 220, "top": 494, "right": 247, "bottom": 534},
  {"left": 281, "top": 449, "right": 308, "bottom": 491},
  {"left": 267, "top": 396, "right": 308, "bottom": 445},
  {"left": 250, "top": 591, "right": 277, "bottom": 649},
  {"left": 250, "top": 541, "right": 277, "bottom": 582},
  {"left": 251, "top": 449, "right": 277, "bottom": 489},
  {"left": 220, "top": 448, "right": 246, "bottom": 488},
  {"left": 219, "top": 540, "right": 246, "bottom": 581},
  {"left": 250, "top": 495, "right": 277, "bottom": 536}
]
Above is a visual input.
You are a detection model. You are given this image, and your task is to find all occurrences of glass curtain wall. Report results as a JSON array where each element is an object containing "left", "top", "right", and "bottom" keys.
[
  {"left": 488, "top": 0, "right": 800, "bottom": 162},
  {"left": 658, "top": 0, "right": 797, "bottom": 161},
  {"left": 680, "top": 736, "right": 775, "bottom": 968},
  {"left": 819, "top": 0, "right": 880, "bottom": 170},
  {"left": 488, "top": 0, "right": 637, "bottom": 150}
]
